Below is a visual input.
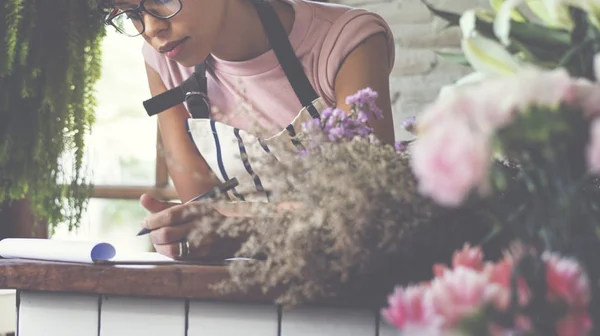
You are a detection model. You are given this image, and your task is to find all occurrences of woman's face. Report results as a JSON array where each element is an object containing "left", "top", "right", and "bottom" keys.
[{"left": 114, "top": 0, "right": 229, "bottom": 67}]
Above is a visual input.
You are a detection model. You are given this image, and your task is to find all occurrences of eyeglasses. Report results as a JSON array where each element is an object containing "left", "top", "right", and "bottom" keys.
[{"left": 105, "top": 0, "right": 183, "bottom": 37}]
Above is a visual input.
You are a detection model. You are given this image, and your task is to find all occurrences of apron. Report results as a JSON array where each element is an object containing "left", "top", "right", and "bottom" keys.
[{"left": 143, "top": 0, "right": 327, "bottom": 203}]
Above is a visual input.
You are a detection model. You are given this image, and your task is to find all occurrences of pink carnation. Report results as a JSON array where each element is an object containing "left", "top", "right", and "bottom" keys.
[
  {"left": 381, "top": 285, "right": 441, "bottom": 331},
  {"left": 484, "top": 257, "right": 530, "bottom": 310},
  {"left": 452, "top": 243, "right": 484, "bottom": 270},
  {"left": 546, "top": 252, "right": 591, "bottom": 336},
  {"left": 542, "top": 252, "right": 590, "bottom": 309},
  {"left": 587, "top": 118, "right": 600, "bottom": 174},
  {"left": 411, "top": 68, "right": 586, "bottom": 207},
  {"left": 428, "top": 267, "right": 502, "bottom": 327},
  {"left": 383, "top": 246, "right": 592, "bottom": 335},
  {"left": 417, "top": 68, "right": 579, "bottom": 136},
  {"left": 411, "top": 119, "right": 491, "bottom": 207},
  {"left": 434, "top": 243, "right": 484, "bottom": 276}
]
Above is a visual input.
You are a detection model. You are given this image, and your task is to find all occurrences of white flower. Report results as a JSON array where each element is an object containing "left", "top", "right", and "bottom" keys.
[
  {"left": 494, "top": 0, "right": 525, "bottom": 45},
  {"left": 460, "top": 10, "right": 522, "bottom": 76}
]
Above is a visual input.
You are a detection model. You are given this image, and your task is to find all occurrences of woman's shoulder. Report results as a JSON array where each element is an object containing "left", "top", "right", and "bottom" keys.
[
  {"left": 296, "top": 0, "right": 396, "bottom": 104},
  {"left": 295, "top": 0, "right": 394, "bottom": 65}
]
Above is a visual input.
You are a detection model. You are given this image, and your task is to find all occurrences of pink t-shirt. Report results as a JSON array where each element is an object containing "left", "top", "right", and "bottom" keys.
[{"left": 142, "top": 0, "right": 395, "bottom": 133}]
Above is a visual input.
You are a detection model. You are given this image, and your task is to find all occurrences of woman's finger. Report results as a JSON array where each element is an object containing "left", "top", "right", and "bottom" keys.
[
  {"left": 140, "top": 193, "right": 179, "bottom": 213},
  {"left": 153, "top": 241, "right": 184, "bottom": 260},
  {"left": 154, "top": 237, "right": 208, "bottom": 260},
  {"left": 149, "top": 222, "right": 193, "bottom": 245},
  {"left": 142, "top": 202, "right": 204, "bottom": 231}
]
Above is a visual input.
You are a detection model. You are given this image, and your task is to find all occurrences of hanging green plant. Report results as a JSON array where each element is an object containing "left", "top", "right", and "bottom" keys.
[{"left": 0, "top": 0, "right": 106, "bottom": 232}]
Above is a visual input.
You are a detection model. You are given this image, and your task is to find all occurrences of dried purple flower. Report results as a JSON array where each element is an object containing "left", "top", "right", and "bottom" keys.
[
  {"left": 345, "top": 87, "right": 383, "bottom": 120},
  {"left": 345, "top": 87, "right": 376, "bottom": 105},
  {"left": 301, "top": 106, "right": 373, "bottom": 145},
  {"left": 394, "top": 140, "right": 414, "bottom": 153},
  {"left": 299, "top": 88, "right": 390, "bottom": 152},
  {"left": 395, "top": 141, "right": 407, "bottom": 153},
  {"left": 401, "top": 116, "right": 417, "bottom": 134}
]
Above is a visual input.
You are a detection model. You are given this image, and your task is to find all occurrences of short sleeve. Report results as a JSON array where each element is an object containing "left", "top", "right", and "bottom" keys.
[{"left": 316, "top": 9, "right": 396, "bottom": 105}]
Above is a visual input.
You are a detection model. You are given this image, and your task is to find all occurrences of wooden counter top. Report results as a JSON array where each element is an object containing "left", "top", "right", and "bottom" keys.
[
  {"left": 0, "top": 258, "right": 385, "bottom": 308},
  {"left": 0, "top": 258, "right": 271, "bottom": 301}
]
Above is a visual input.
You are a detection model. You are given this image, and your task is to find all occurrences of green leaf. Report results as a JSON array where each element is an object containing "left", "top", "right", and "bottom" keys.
[
  {"left": 557, "top": 38, "right": 593, "bottom": 67},
  {"left": 0, "top": 0, "right": 106, "bottom": 231},
  {"left": 510, "top": 21, "right": 571, "bottom": 47},
  {"left": 508, "top": 39, "right": 562, "bottom": 65},
  {"left": 421, "top": 1, "right": 461, "bottom": 26},
  {"left": 434, "top": 50, "right": 470, "bottom": 65},
  {"left": 424, "top": 1, "right": 570, "bottom": 49},
  {"left": 478, "top": 19, "right": 570, "bottom": 49}
]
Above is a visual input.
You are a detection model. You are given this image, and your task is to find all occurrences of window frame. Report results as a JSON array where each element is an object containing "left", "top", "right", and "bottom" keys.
[{"left": 89, "top": 124, "right": 178, "bottom": 201}]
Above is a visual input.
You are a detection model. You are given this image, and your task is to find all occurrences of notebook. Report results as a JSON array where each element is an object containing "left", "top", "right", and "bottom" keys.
[{"left": 0, "top": 238, "right": 251, "bottom": 265}]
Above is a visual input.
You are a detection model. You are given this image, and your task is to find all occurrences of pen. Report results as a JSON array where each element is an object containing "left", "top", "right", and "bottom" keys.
[{"left": 136, "top": 178, "right": 239, "bottom": 236}]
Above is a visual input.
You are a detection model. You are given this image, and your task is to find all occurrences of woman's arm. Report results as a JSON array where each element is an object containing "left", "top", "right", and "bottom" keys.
[
  {"left": 333, "top": 33, "right": 396, "bottom": 146},
  {"left": 145, "top": 64, "right": 221, "bottom": 202}
]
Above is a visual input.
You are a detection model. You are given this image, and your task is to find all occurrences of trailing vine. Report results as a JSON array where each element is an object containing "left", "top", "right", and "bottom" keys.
[{"left": 0, "top": 0, "right": 106, "bottom": 232}]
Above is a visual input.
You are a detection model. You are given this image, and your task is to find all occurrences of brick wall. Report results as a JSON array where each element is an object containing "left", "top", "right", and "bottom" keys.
[{"left": 331, "top": 0, "right": 488, "bottom": 138}]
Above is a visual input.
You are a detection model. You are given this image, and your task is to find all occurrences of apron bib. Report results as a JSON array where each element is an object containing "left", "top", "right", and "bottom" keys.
[
  {"left": 186, "top": 97, "right": 327, "bottom": 202},
  {"left": 143, "top": 0, "right": 326, "bottom": 203}
]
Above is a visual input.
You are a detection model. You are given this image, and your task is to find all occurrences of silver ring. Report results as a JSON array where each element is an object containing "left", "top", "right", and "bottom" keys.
[{"left": 179, "top": 240, "right": 190, "bottom": 259}]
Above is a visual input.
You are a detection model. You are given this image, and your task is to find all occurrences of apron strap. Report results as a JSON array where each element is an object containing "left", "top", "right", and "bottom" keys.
[
  {"left": 249, "top": 0, "right": 320, "bottom": 118},
  {"left": 143, "top": 62, "right": 210, "bottom": 118},
  {"left": 142, "top": 0, "right": 320, "bottom": 119}
]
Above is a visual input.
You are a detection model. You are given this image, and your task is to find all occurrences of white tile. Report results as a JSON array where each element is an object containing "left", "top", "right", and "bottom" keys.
[
  {"left": 188, "top": 301, "right": 278, "bottom": 336},
  {"left": 99, "top": 296, "right": 185, "bottom": 336},
  {"left": 19, "top": 291, "right": 98, "bottom": 336},
  {"left": 0, "top": 290, "right": 16, "bottom": 334},
  {"left": 281, "top": 307, "right": 377, "bottom": 336}
]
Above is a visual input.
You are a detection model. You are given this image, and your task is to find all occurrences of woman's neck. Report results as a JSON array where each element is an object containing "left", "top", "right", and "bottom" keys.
[{"left": 211, "top": 0, "right": 294, "bottom": 62}]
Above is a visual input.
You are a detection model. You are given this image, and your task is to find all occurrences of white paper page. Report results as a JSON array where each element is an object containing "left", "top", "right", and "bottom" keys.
[
  {"left": 0, "top": 238, "right": 255, "bottom": 264},
  {"left": 106, "top": 252, "right": 254, "bottom": 264},
  {"left": 0, "top": 238, "right": 116, "bottom": 264},
  {"left": 109, "top": 252, "right": 177, "bottom": 263}
]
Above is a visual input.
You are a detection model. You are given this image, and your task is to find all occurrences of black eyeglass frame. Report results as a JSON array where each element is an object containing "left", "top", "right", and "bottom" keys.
[{"left": 104, "top": 0, "right": 183, "bottom": 37}]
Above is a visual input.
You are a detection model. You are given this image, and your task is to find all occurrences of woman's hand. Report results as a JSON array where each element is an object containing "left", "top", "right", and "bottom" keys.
[
  {"left": 139, "top": 193, "right": 240, "bottom": 260},
  {"left": 139, "top": 193, "right": 305, "bottom": 260},
  {"left": 140, "top": 194, "right": 195, "bottom": 259}
]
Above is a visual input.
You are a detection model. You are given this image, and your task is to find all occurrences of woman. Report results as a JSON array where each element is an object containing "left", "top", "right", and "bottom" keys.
[{"left": 97, "top": 0, "right": 396, "bottom": 260}]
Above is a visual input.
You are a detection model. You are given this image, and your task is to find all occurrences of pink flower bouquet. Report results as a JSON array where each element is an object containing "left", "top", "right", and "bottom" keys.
[
  {"left": 406, "top": 62, "right": 600, "bottom": 334},
  {"left": 382, "top": 244, "right": 592, "bottom": 335},
  {"left": 411, "top": 66, "right": 600, "bottom": 207}
]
